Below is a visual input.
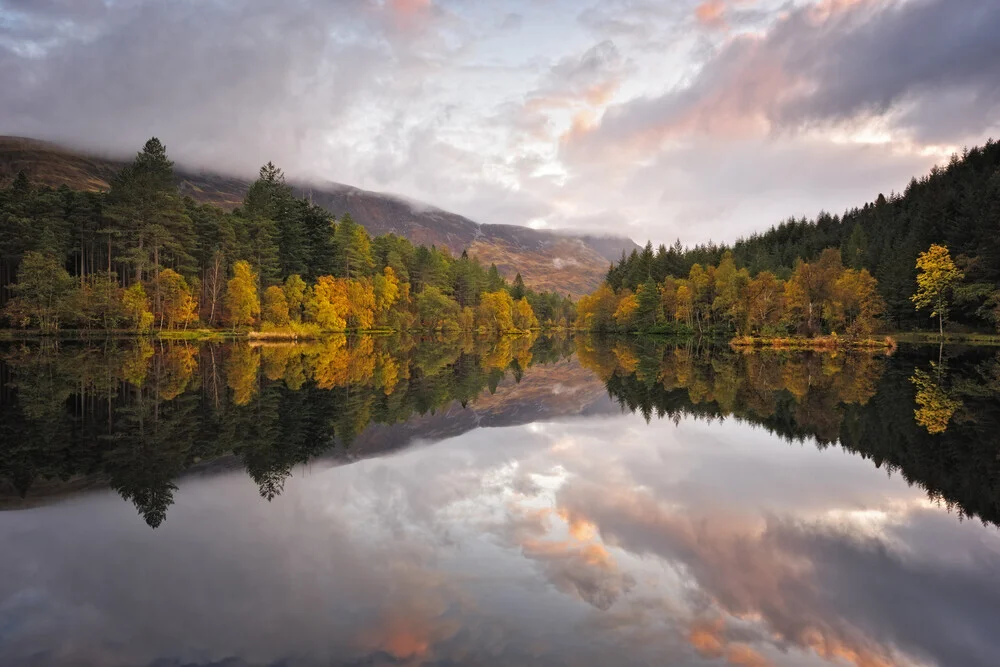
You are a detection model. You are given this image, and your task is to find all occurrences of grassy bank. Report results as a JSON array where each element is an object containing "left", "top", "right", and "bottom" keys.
[
  {"left": 730, "top": 335, "right": 897, "bottom": 352},
  {"left": 892, "top": 331, "right": 1000, "bottom": 346},
  {"left": 0, "top": 326, "right": 555, "bottom": 342}
]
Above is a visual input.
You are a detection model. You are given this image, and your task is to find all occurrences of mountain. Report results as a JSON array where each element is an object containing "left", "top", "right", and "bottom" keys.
[{"left": 0, "top": 136, "right": 637, "bottom": 296}]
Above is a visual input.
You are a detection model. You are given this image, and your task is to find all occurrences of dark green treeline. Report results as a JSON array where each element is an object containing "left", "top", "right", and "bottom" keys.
[{"left": 606, "top": 140, "right": 1000, "bottom": 330}]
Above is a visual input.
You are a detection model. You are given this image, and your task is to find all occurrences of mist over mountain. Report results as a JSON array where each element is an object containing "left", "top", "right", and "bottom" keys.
[{"left": 0, "top": 136, "right": 637, "bottom": 296}]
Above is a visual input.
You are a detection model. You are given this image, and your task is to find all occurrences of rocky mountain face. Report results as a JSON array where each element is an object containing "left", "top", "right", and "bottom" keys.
[{"left": 0, "top": 136, "right": 637, "bottom": 296}]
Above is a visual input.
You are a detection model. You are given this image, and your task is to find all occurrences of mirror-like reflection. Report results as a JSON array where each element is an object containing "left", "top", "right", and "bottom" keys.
[
  {"left": 2, "top": 336, "right": 1000, "bottom": 667},
  {"left": 576, "top": 336, "right": 1000, "bottom": 527},
  {"left": 0, "top": 334, "right": 582, "bottom": 526}
]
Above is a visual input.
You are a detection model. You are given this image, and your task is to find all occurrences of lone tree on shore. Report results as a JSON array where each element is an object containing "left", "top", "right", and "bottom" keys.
[{"left": 912, "top": 244, "right": 963, "bottom": 338}]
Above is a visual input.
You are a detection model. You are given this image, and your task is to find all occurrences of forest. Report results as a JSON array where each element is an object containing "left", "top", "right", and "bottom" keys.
[
  {"left": 602, "top": 139, "right": 1000, "bottom": 334},
  {"left": 580, "top": 247, "right": 887, "bottom": 339},
  {"left": 0, "top": 139, "right": 575, "bottom": 334}
]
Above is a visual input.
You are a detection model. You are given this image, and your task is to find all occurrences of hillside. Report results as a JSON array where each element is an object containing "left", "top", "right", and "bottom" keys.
[
  {"left": 606, "top": 140, "right": 1000, "bottom": 330},
  {"left": 0, "top": 137, "right": 636, "bottom": 296}
]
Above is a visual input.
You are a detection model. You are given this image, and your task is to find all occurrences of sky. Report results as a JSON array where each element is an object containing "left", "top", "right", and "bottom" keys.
[{"left": 2, "top": 0, "right": 999, "bottom": 245}]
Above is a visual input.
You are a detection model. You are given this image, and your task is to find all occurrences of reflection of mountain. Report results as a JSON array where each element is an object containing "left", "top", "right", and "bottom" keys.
[
  {"left": 0, "top": 337, "right": 610, "bottom": 525},
  {"left": 577, "top": 336, "right": 1000, "bottom": 526},
  {"left": 345, "top": 357, "right": 614, "bottom": 461},
  {"left": 0, "top": 136, "right": 636, "bottom": 296}
]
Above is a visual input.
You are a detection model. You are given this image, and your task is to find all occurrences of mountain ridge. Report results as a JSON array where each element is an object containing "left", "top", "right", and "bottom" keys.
[{"left": 0, "top": 136, "right": 637, "bottom": 296}]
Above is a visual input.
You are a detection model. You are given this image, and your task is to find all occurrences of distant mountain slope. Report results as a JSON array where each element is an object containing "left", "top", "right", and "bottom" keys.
[{"left": 0, "top": 136, "right": 637, "bottom": 296}]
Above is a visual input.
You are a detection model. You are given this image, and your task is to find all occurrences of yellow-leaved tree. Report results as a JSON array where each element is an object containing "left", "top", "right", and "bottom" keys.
[
  {"left": 158, "top": 269, "right": 198, "bottom": 330},
  {"left": 346, "top": 279, "right": 376, "bottom": 330},
  {"left": 513, "top": 297, "right": 538, "bottom": 331},
  {"left": 912, "top": 244, "right": 964, "bottom": 338},
  {"left": 477, "top": 290, "right": 515, "bottom": 333},
  {"left": 122, "top": 282, "right": 155, "bottom": 333},
  {"left": 262, "top": 285, "right": 290, "bottom": 326},
  {"left": 310, "top": 275, "right": 350, "bottom": 331},
  {"left": 373, "top": 267, "right": 400, "bottom": 324},
  {"left": 613, "top": 290, "right": 638, "bottom": 326},
  {"left": 282, "top": 274, "right": 307, "bottom": 322},
  {"left": 225, "top": 261, "right": 260, "bottom": 329}
]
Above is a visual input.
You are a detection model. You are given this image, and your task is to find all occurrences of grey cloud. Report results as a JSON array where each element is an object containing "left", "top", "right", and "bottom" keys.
[
  {"left": 0, "top": 0, "right": 437, "bottom": 176},
  {"left": 499, "top": 12, "right": 523, "bottom": 30},
  {"left": 571, "top": 0, "right": 1000, "bottom": 156},
  {"left": 577, "top": 0, "right": 690, "bottom": 48}
]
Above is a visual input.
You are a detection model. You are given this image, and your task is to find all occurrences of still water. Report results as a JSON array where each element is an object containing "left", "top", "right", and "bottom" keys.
[{"left": 1, "top": 335, "right": 999, "bottom": 666}]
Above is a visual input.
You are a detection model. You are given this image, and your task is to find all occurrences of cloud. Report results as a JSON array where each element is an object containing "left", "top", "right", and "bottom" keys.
[
  {"left": 556, "top": 479, "right": 1000, "bottom": 667},
  {"left": 695, "top": 0, "right": 728, "bottom": 30},
  {"left": 0, "top": 0, "right": 452, "bottom": 176},
  {"left": 1, "top": 0, "right": 999, "bottom": 245},
  {"left": 567, "top": 0, "right": 1000, "bottom": 157}
]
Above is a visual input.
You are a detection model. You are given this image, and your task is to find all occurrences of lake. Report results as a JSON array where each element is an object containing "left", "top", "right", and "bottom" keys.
[{"left": 1, "top": 335, "right": 999, "bottom": 667}]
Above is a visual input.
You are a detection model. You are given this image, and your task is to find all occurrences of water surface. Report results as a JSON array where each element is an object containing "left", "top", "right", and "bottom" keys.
[{"left": 1, "top": 336, "right": 999, "bottom": 667}]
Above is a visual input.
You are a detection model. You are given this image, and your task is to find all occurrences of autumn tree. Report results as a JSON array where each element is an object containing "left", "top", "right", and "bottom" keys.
[
  {"left": 613, "top": 290, "right": 638, "bottom": 327},
  {"left": 477, "top": 290, "right": 515, "bottom": 333},
  {"left": 576, "top": 284, "right": 618, "bottom": 332},
  {"left": 262, "top": 285, "right": 290, "bottom": 326},
  {"left": 225, "top": 260, "right": 260, "bottom": 328},
  {"left": 912, "top": 244, "right": 964, "bottom": 337},
  {"left": 123, "top": 282, "right": 154, "bottom": 332},
  {"left": 742, "top": 271, "right": 783, "bottom": 334},
  {"left": 282, "top": 274, "right": 307, "bottom": 322},
  {"left": 513, "top": 297, "right": 539, "bottom": 330},
  {"left": 831, "top": 268, "right": 884, "bottom": 337},
  {"left": 795, "top": 250, "right": 843, "bottom": 333},
  {"left": 157, "top": 269, "right": 198, "bottom": 330},
  {"left": 310, "top": 275, "right": 350, "bottom": 331},
  {"left": 346, "top": 279, "right": 376, "bottom": 330},
  {"left": 373, "top": 266, "right": 400, "bottom": 319}
]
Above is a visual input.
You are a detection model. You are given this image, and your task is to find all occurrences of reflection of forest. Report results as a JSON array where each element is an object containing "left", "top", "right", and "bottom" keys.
[
  {"left": 0, "top": 334, "right": 575, "bottom": 527},
  {"left": 5, "top": 336, "right": 1000, "bottom": 530},
  {"left": 576, "top": 336, "right": 1000, "bottom": 526}
]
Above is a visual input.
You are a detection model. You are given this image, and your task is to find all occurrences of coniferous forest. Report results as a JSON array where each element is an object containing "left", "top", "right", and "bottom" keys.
[
  {"left": 4, "top": 137, "right": 1000, "bottom": 339},
  {"left": 597, "top": 140, "right": 1000, "bottom": 335},
  {"left": 0, "top": 139, "right": 575, "bottom": 334}
]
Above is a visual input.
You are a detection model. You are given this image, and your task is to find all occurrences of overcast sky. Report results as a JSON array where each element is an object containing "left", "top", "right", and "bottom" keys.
[{"left": 2, "top": 0, "right": 999, "bottom": 244}]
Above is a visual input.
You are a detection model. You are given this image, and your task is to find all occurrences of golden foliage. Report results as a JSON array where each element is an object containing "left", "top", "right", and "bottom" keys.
[
  {"left": 226, "top": 343, "right": 260, "bottom": 406},
  {"left": 911, "top": 366, "right": 962, "bottom": 434},
  {"left": 225, "top": 261, "right": 260, "bottom": 328}
]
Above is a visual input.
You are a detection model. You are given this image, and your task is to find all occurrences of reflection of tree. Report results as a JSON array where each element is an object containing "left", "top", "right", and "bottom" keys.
[
  {"left": 0, "top": 334, "right": 566, "bottom": 527},
  {"left": 910, "top": 363, "right": 962, "bottom": 434},
  {"left": 579, "top": 335, "right": 884, "bottom": 441},
  {"left": 579, "top": 336, "right": 1000, "bottom": 527}
]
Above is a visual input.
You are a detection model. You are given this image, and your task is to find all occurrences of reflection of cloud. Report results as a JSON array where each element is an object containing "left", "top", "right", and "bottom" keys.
[
  {"left": 554, "top": 475, "right": 1000, "bottom": 667},
  {"left": 3, "top": 405, "right": 1000, "bottom": 666},
  {"left": 503, "top": 504, "right": 635, "bottom": 611},
  {"left": 358, "top": 566, "right": 464, "bottom": 662}
]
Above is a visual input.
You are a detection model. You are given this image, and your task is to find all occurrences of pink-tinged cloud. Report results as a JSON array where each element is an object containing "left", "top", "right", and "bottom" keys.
[
  {"left": 555, "top": 483, "right": 906, "bottom": 667},
  {"left": 695, "top": 0, "right": 728, "bottom": 30},
  {"left": 562, "top": 0, "right": 1000, "bottom": 165},
  {"left": 386, "top": 0, "right": 432, "bottom": 32}
]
